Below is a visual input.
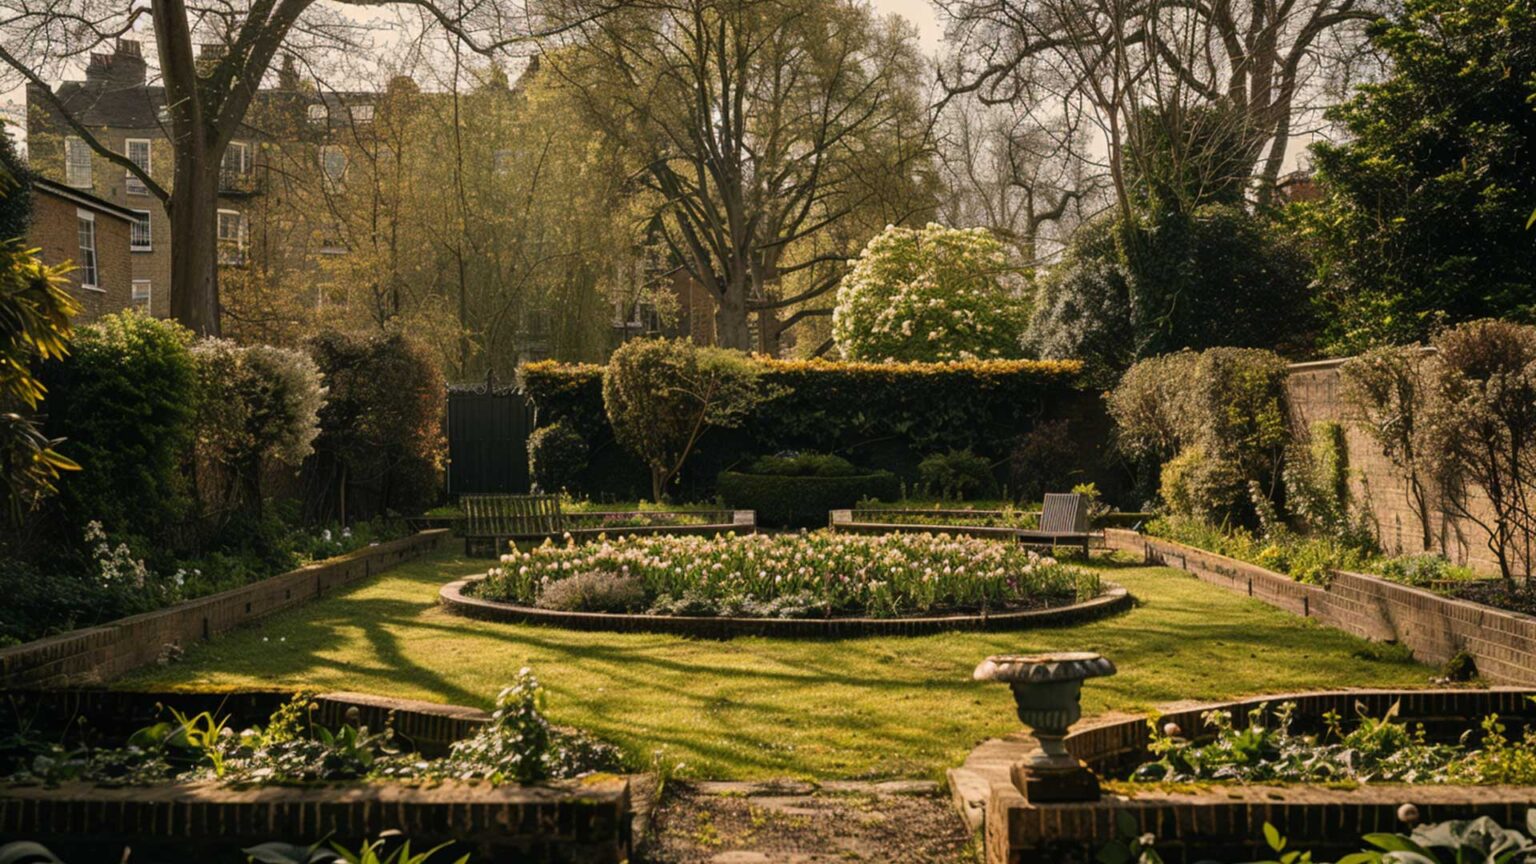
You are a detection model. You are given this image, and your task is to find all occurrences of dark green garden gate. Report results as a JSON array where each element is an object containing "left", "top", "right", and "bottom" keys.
[{"left": 446, "top": 378, "right": 535, "bottom": 496}]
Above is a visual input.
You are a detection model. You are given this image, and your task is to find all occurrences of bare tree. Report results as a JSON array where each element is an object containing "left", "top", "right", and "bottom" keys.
[
  {"left": 936, "top": 93, "right": 1102, "bottom": 266},
  {"left": 549, "top": 0, "right": 935, "bottom": 352},
  {"left": 937, "top": 0, "right": 1381, "bottom": 211},
  {"left": 0, "top": 0, "right": 621, "bottom": 335}
]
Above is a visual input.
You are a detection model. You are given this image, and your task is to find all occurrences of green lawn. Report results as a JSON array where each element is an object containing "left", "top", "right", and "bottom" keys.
[{"left": 121, "top": 550, "right": 1433, "bottom": 781}]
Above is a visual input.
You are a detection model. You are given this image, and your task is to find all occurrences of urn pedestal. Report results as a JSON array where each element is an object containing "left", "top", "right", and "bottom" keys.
[{"left": 973, "top": 651, "right": 1116, "bottom": 803}]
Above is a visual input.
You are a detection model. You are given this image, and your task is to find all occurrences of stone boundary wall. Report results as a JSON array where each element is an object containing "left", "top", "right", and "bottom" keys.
[
  {"left": 1106, "top": 528, "right": 1536, "bottom": 685},
  {"left": 440, "top": 576, "right": 1131, "bottom": 638},
  {"left": 1287, "top": 357, "right": 1504, "bottom": 573},
  {"left": 0, "top": 530, "right": 449, "bottom": 688}
]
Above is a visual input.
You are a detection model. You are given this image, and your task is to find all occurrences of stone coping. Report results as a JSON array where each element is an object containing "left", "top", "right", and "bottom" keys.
[
  {"left": 0, "top": 530, "right": 449, "bottom": 688},
  {"left": 1105, "top": 528, "right": 1536, "bottom": 686},
  {"left": 953, "top": 687, "right": 1536, "bottom": 864},
  {"left": 439, "top": 575, "right": 1130, "bottom": 638}
]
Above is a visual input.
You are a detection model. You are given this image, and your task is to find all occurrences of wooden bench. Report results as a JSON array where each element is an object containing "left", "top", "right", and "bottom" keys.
[
  {"left": 459, "top": 495, "right": 757, "bottom": 556},
  {"left": 1014, "top": 492, "right": 1091, "bottom": 555},
  {"left": 828, "top": 492, "right": 1092, "bottom": 555}
]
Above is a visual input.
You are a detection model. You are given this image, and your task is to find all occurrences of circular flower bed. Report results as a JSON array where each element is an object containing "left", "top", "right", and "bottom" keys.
[{"left": 469, "top": 531, "right": 1100, "bottom": 619}]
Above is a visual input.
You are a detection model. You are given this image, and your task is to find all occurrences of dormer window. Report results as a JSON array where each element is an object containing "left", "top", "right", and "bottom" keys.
[
  {"left": 307, "top": 103, "right": 328, "bottom": 125},
  {"left": 350, "top": 104, "right": 374, "bottom": 124}
]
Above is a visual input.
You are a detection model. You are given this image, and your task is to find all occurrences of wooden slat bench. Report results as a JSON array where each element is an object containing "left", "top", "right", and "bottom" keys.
[
  {"left": 460, "top": 495, "right": 756, "bottom": 556},
  {"left": 828, "top": 492, "right": 1092, "bottom": 555}
]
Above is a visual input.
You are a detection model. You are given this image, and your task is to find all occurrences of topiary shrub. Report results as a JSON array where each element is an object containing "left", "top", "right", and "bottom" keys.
[
  {"left": 832, "top": 223, "right": 1026, "bottom": 362},
  {"left": 42, "top": 310, "right": 199, "bottom": 542},
  {"left": 917, "top": 448, "right": 995, "bottom": 500},
  {"left": 305, "top": 332, "right": 445, "bottom": 521},
  {"left": 717, "top": 469, "right": 900, "bottom": 528},
  {"left": 528, "top": 422, "right": 590, "bottom": 493},
  {"left": 603, "top": 339, "right": 772, "bottom": 501}
]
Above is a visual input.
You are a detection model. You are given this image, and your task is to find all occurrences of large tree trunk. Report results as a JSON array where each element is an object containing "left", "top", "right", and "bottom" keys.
[
  {"left": 715, "top": 286, "right": 752, "bottom": 350},
  {"left": 167, "top": 158, "right": 222, "bottom": 335}
]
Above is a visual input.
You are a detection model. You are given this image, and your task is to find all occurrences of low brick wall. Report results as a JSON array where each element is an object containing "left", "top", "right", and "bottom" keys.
[
  {"left": 0, "top": 530, "right": 448, "bottom": 688},
  {"left": 1105, "top": 528, "right": 1536, "bottom": 685},
  {"left": 1, "top": 776, "right": 630, "bottom": 863},
  {"left": 440, "top": 576, "right": 1131, "bottom": 638},
  {"left": 957, "top": 687, "right": 1536, "bottom": 864}
]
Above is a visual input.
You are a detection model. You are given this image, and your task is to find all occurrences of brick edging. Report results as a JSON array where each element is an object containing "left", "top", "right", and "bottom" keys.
[
  {"left": 1105, "top": 528, "right": 1536, "bottom": 685},
  {"left": 0, "top": 530, "right": 449, "bottom": 688},
  {"left": 439, "top": 576, "right": 1131, "bottom": 638}
]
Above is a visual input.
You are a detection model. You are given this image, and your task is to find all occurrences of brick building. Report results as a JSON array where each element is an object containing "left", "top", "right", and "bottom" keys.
[
  {"left": 27, "top": 177, "right": 137, "bottom": 322},
  {"left": 25, "top": 39, "right": 387, "bottom": 320}
]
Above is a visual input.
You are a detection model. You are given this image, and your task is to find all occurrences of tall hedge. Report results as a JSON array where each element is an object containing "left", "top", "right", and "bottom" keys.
[
  {"left": 521, "top": 357, "right": 1091, "bottom": 499},
  {"left": 42, "top": 311, "right": 199, "bottom": 543}
]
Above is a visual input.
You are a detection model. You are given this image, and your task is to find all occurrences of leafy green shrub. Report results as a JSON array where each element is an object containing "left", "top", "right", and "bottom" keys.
[
  {"left": 478, "top": 532, "right": 1099, "bottom": 618},
  {"left": 603, "top": 339, "right": 771, "bottom": 501},
  {"left": 42, "top": 311, "right": 198, "bottom": 542},
  {"left": 533, "top": 571, "right": 646, "bottom": 613},
  {"left": 1147, "top": 516, "right": 1372, "bottom": 585},
  {"left": 1008, "top": 418, "right": 1078, "bottom": 503},
  {"left": 832, "top": 223, "right": 1026, "bottom": 362},
  {"left": 1111, "top": 347, "right": 1290, "bottom": 526},
  {"left": 745, "top": 452, "right": 858, "bottom": 477},
  {"left": 1158, "top": 446, "right": 1245, "bottom": 523},
  {"left": 1372, "top": 554, "right": 1477, "bottom": 588},
  {"left": 717, "top": 469, "right": 900, "bottom": 528},
  {"left": 527, "top": 422, "right": 589, "bottom": 493},
  {"left": 306, "top": 332, "right": 444, "bottom": 520},
  {"left": 918, "top": 448, "right": 994, "bottom": 500}
]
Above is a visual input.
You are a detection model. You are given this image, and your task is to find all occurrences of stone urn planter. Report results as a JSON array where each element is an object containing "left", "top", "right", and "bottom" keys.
[{"left": 973, "top": 651, "right": 1116, "bottom": 802}]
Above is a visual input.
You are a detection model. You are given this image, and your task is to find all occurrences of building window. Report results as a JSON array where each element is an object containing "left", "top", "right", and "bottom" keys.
[
  {"left": 130, "top": 210, "right": 152, "bottom": 251},
  {"left": 124, "top": 138, "right": 151, "bottom": 195},
  {"left": 350, "top": 104, "right": 374, "bottom": 124},
  {"left": 222, "top": 141, "right": 251, "bottom": 175},
  {"left": 65, "top": 137, "right": 92, "bottom": 188},
  {"left": 319, "top": 145, "right": 347, "bottom": 183},
  {"left": 76, "top": 210, "right": 98, "bottom": 288},
  {"left": 307, "top": 103, "right": 328, "bottom": 125},
  {"left": 217, "top": 209, "right": 246, "bottom": 265},
  {"left": 132, "top": 279, "right": 151, "bottom": 309}
]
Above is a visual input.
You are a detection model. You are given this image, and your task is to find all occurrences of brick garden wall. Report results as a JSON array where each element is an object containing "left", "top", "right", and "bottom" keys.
[
  {"left": 1287, "top": 357, "right": 1503, "bottom": 573},
  {"left": 0, "top": 529, "right": 448, "bottom": 688},
  {"left": 1106, "top": 528, "right": 1536, "bottom": 685}
]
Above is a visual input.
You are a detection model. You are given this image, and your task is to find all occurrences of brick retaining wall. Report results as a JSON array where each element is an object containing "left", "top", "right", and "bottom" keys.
[
  {"left": 0, "top": 530, "right": 448, "bottom": 688},
  {"left": 1287, "top": 357, "right": 1505, "bottom": 573},
  {"left": 1106, "top": 528, "right": 1536, "bottom": 685}
]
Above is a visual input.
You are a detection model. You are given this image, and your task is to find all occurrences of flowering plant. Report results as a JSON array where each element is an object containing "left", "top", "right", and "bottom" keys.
[
  {"left": 474, "top": 531, "right": 1099, "bottom": 618},
  {"left": 832, "top": 223, "right": 1027, "bottom": 362}
]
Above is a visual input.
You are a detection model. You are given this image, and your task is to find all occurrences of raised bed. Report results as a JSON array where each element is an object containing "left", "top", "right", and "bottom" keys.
[
  {"left": 439, "top": 574, "right": 1130, "bottom": 638},
  {"left": 1103, "top": 528, "right": 1536, "bottom": 686},
  {"left": 0, "top": 689, "right": 630, "bottom": 863},
  {"left": 953, "top": 687, "right": 1536, "bottom": 864},
  {"left": 0, "top": 530, "right": 449, "bottom": 689},
  {"left": 829, "top": 508, "right": 1099, "bottom": 554}
]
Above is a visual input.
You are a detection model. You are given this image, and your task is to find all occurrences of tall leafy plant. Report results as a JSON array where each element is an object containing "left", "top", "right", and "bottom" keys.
[
  {"left": 1340, "top": 345, "right": 1436, "bottom": 549},
  {"left": 602, "top": 339, "right": 771, "bottom": 501}
]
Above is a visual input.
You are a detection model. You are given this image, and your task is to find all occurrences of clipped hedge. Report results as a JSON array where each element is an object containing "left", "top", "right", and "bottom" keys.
[
  {"left": 717, "top": 470, "right": 901, "bottom": 528},
  {"left": 521, "top": 357, "right": 1091, "bottom": 499}
]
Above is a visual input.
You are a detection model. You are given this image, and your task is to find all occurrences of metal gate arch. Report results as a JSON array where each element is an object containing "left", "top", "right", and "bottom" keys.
[{"left": 446, "top": 375, "right": 535, "bottom": 496}]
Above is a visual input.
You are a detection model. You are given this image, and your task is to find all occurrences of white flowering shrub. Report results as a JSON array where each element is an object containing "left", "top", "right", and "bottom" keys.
[
  {"left": 832, "top": 223, "right": 1027, "bottom": 362},
  {"left": 192, "top": 339, "right": 326, "bottom": 515}
]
